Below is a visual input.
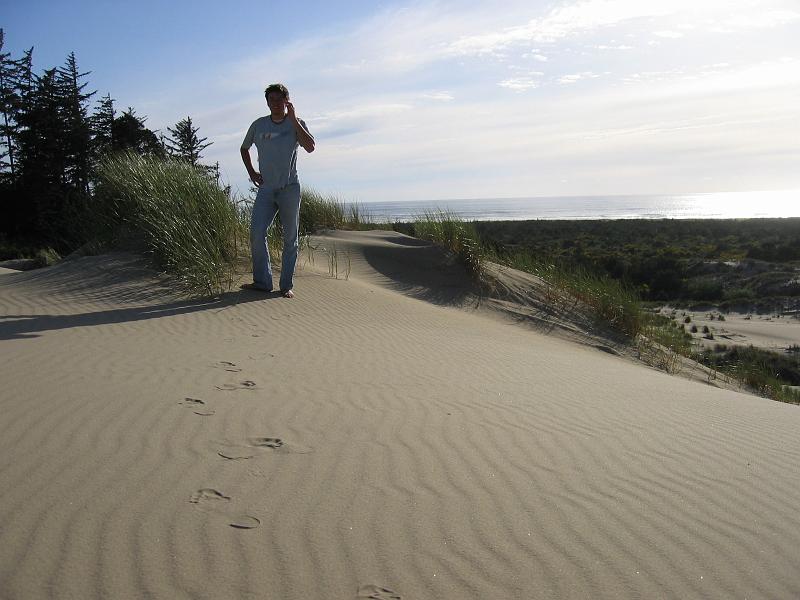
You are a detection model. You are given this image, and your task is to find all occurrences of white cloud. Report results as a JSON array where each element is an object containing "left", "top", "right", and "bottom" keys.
[
  {"left": 423, "top": 92, "right": 455, "bottom": 101},
  {"left": 445, "top": 0, "right": 729, "bottom": 56},
  {"left": 183, "top": 0, "right": 800, "bottom": 199},
  {"left": 558, "top": 71, "right": 602, "bottom": 84},
  {"left": 710, "top": 9, "right": 800, "bottom": 33},
  {"left": 653, "top": 31, "right": 684, "bottom": 39},
  {"left": 498, "top": 75, "right": 543, "bottom": 91}
]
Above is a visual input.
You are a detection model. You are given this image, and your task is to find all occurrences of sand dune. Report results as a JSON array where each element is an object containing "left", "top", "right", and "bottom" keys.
[{"left": 1, "top": 231, "right": 799, "bottom": 599}]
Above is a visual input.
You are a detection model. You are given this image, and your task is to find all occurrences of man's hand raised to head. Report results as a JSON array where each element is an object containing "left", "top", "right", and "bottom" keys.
[{"left": 286, "top": 102, "right": 315, "bottom": 153}]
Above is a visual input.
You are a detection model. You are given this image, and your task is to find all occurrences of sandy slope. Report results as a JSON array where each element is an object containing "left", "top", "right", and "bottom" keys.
[{"left": 1, "top": 232, "right": 799, "bottom": 600}]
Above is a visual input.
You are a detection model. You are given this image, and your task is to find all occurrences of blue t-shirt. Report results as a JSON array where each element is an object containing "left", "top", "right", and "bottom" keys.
[{"left": 241, "top": 116, "right": 309, "bottom": 188}]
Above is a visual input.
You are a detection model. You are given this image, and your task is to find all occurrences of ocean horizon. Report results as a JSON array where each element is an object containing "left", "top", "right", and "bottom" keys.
[{"left": 347, "top": 189, "right": 800, "bottom": 222}]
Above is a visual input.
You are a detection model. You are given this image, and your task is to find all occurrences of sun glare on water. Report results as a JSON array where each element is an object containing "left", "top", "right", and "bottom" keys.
[{"left": 678, "top": 189, "right": 800, "bottom": 219}]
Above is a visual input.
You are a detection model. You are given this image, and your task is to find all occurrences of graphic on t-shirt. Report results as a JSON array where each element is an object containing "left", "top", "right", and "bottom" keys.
[{"left": 260, "top": 132, "right": 282, "bottom": 141}]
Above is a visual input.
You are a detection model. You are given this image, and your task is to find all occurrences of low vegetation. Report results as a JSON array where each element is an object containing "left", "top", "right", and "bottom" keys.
[
  {"left": 95, "top": 152, "right": 247, "bottom": 296},
  {"left": 696, "top": 345, "right": 800, "bottom": 404},
  {"left": 407, "top": 210, "right": 485, "bottom": 281},
  {"left": 475, "top": 218, "right": 800, "bottom": 310}
]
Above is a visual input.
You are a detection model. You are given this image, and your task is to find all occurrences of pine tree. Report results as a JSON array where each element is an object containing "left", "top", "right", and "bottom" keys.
[
  {"left": 0, "top": 29, "right": 19, "bottom": 180},
  {"left": 112, "top": 108, "right": 164, "bottom": 156},
  {"left": 0, "top": 44, "right": 33, "bottom": 238},
  {"left": 90, "top": 93, "right": 115, "bottom": 158},
  {"left": 164, "top": 116, "right": 212, "bottom": 166},
  {"left": 57, "top": 52, "right": 94, "bottom": 194},
  {"left": 12, "top": 66, "right": 66, "bottom": 238}
]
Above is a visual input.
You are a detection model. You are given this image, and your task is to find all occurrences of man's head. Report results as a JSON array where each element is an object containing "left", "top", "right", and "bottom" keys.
[{"left": 265, "top": 83, "right": 289, "bottom": 117}]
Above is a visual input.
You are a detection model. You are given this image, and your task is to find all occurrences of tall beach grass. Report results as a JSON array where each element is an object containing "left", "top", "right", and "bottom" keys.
[
  {"left": 502, "top": 251, "right": 643, "bottom": 338},
  {"left": 95, "top": 152, "right": 247, "bottom": 296},
  {"left": 410, "top": 210, "right": 485, "bottom": 281}
]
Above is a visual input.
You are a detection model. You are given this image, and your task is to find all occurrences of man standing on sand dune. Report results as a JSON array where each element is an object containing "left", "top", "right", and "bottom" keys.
[{"left": 240, "top": 83, "right": 315, "bottom": 298}]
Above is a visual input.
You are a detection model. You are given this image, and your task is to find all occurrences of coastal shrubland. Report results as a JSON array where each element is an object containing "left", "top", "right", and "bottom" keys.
[{"left": 475, "top": 218, "right": 800, "bottom": 309}]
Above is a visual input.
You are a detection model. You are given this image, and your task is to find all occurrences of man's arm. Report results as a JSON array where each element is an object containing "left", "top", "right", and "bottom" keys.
[
  {"left": 240, "top": 147, "right": 263, "bottom": 187},
  {"left": 286, "top": 102, "right": 315, "bottom": 153}
]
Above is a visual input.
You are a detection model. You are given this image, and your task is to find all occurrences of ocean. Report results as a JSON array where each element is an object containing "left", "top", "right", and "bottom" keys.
[{"left": 348, "top": 190, "right": 800, "bottom": 222}]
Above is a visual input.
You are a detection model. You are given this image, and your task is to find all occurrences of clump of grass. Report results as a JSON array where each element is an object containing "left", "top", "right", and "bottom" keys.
[
  {"left": 299, "top": 189, "right": 382, "bottom": 233},
  {"left": 504, "top": 253, "right": 643, "bottom": 338},
  {"left": 637, "top": 312, "right": 693, "bottom": 373},
  {"left": 684, "top": 316, "right": 692, "bottom": 323},
  {"left": 412, "top": 210, "right": 485, "bottom": 280},
  {"left": 33, "top": 247, "right": 61, "bottom": 267},
  {"left": 347, "top": 203, "right": 374, "bottom": 229},
  {"left": 95, "top": 152, "right": 246, "bottom": 296},
  {"left": 324, "top": 243, "right": 351, "bottom": 280},
  {"left": 299, "top": 188, "right": 345, "bottom": 233}
]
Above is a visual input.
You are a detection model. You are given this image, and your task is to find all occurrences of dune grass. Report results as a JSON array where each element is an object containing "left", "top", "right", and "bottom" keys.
[
  {"left": 502, "top": 252, "right": 643, "bottom": 338},
  {"left": 298, "top": 188, "right": 379, "bottom": 233},
  {"left": 95, "top": 152, "right": 247, "bottom": 296},
  {"left": 299, "top": 188, "right": 346, "bottom": 233},
  {"left": 410, "top": 210, "right": 485, "bottom": 281}
]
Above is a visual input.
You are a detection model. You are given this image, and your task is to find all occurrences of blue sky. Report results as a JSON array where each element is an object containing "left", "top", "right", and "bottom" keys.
[{"left": 4, "top": 0, "right": 800, "bottom": 202}]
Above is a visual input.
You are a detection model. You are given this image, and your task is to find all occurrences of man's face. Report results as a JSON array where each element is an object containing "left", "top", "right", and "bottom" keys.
[{"left": 267, "top": 92, "right": 288, "bottom": 115}]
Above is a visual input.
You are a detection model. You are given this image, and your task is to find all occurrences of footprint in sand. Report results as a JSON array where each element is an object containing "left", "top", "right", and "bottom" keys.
[
  {"left": 215, "top": 380, "right": 257, "bottom": 391},
  {"left": 216, "top": 437, "right": 312, "bottom": 460},
  {"left": 250, "top": 437, "right": 283, "bottom": 448},
  {"left": 248, "top": 437, "right": 313, "bottom": 454},
  {"left": 213, "top": 361, "right": 242, "bottom": 373},
  {"left": 217, "top": 445, "right": 257, "bottom": 460},
  {"left": 229, "top": 515, "right": 260, "bottom": 529},
  {"left": 357, "top": 585, "right": 402, "bottom": 599},
  {"left": 189, "top": 490, "right": 261, "bottom": 530},
  {"left": 180, "top": 397, "right": 216, "bottom": 416},
  {"left": 189, "top": 488, "right": 230, "bottom": 504}
]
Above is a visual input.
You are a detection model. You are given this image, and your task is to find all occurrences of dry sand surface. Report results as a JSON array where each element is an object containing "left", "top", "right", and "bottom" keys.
[
  {"left": 1, "top": 230, "right": 800, "bottom": 599},
  {"left": 669, "top": 309, "right": 800, "bottom": 352}
]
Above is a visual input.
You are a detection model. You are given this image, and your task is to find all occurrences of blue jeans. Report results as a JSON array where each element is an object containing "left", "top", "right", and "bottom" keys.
[{"left": 250, "top": 183, "right": 301, "bottom": 291}]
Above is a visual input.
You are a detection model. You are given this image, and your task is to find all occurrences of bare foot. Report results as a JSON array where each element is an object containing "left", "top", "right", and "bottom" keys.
[{"left": 281, "top": 289, "right": 294, "bottom": 298}]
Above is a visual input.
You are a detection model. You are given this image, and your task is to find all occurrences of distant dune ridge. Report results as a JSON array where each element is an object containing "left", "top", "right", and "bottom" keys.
[{"left": 1, "top": 230, "right": 800, "bottom": 599}]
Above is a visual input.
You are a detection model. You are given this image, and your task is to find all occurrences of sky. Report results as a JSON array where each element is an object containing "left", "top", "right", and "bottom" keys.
[{"left": 3, "top": 0, "right": 800, "bottom": 202}]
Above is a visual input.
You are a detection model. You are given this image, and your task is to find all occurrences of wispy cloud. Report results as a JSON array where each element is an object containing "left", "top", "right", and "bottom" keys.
[
  {"left": 557, "top": 71, "right": 602, "bottom": 84},
  {"left": 498, "top": 75, "right": 544, "bottom": 91},
  {"left": 422, "top": 92, "right": 455, "bottom": 102},
  {"left": 653, "top": 31, "right": 684, "bottom": 39},
  {"left": 193, "top": 0, "right": 800, "bottom": 199}
]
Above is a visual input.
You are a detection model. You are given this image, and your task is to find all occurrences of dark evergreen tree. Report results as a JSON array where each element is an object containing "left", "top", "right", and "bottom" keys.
[
  {"left": 164, "top": 116, "right": 211, "bottom": 166},
  {"left": 15, "top": 67, "right": 68, "bottom": 238},
  {"left": 112, "top": 108, "right": 164, "bottom": 156},
  {"left": 56, "top": 52, "right": 94, "bottom": 195},
  {"left": 0, "top": 29, "right": 19, "bottom": 181},
  {"left": 0, "top": 44, "right": 33, "bottom": 238},
  {"left": 90, "top": 93, "right": 115, "bottom": 161}
]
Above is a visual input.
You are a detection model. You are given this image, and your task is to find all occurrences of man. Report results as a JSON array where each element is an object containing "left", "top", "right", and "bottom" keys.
[{"left": 240, "top": 83, "right": 315, "bottom": 298}]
